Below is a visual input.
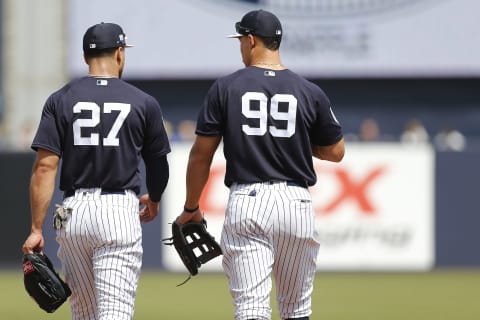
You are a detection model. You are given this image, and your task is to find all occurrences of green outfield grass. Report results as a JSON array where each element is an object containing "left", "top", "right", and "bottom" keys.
[{"left": 1, "top": 269, "right": 479, "bottom": 319}]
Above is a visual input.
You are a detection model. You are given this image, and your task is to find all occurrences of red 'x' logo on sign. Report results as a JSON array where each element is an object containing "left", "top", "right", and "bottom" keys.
[
  {"left": 199, "top": 163, "right": 387, "bottom": 217},
  {"left": 319, "top": 166, "right": 387, "bottom": 215}
]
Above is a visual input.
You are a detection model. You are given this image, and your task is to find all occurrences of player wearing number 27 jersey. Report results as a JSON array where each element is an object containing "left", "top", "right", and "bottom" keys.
[
  {"left": 23, "top": 23, "right": 170, "bottom": 320},
  {"left": 177, "top": 9, "right": 345, "bottom": 320},
  {"left": 35, "top": 76, "right": 169, "bottom": 195}
]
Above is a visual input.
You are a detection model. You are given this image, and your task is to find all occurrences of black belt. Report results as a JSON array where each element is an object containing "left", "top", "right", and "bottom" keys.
[
  {"left": 286, "top": 181, "right": 308, "bottom": 188},
  {"left": 64, "top": 189, "right": 126, "bottom": 198},
  {"left": 266, "top": 181, "right": 308, "bottom": 188}
]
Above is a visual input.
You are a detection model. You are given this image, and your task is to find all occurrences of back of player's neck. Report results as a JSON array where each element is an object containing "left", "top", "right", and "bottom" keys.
[
  {"left": 88, "top": 74, "right": 117, "bottom": 78},
  {"left": 250, "top": 61, "right": 285, "bottom": 70},
  {"left": 88, "top": 63, "right": 120, "bottom": 78}
]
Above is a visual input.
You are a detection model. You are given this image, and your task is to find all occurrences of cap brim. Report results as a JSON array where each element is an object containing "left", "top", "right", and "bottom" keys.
[
  {"left": 124, "top": 44, "right": 134, "bottom": 48},
  {"left": 226, "top": 33, "right": 243, "bottom": 38}
]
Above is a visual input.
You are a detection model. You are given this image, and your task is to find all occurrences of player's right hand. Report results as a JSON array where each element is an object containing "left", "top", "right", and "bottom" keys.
[{"left": 139, "top": 194, "right": 159, "bottom": 223}]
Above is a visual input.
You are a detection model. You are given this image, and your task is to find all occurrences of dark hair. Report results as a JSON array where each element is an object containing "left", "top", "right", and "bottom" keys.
[
  {"left": 84, "top": 47, "right": 118, "bottom": 59},
  {"left": 258, "top": 36, "right": 281, "bottom": 50}
]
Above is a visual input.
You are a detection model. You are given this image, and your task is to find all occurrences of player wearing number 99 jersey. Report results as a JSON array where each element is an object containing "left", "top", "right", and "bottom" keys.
[
  {"left": 197, "top": 65, "right": 342, "bottom": 188},
  {"left": 177, "top": 9, "right": 345, "bottom": 320},
  {"left": 23, "top": 23, "right": 170, "bottom": 320}
]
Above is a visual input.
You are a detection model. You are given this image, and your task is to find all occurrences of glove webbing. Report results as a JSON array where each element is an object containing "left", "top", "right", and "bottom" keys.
[
  {"left": 162, "top": 220, "right": 222, "bottom": 286},
  {"left": 182, "top": 223, "right": 221, "bottom": 264}
]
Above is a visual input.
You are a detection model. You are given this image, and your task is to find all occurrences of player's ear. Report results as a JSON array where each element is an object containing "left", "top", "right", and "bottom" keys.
[
  {"left": 248, "top": 34, "right": 256, "bottom": 48},
  {"left": 115, "top": 47, "right": 124, "bottom": 65}
]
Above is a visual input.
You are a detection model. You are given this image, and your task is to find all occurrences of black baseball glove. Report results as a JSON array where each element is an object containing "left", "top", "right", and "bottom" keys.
[
  {"left": 163, "top": 219, "right": 222, "bottom": 285},
  {"left": 22, "top": 252, "right": 71, "bottom": 313}
]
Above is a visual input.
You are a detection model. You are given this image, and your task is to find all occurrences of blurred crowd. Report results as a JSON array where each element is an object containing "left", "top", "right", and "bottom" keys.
[
  {"left": 163, "top": 117, "right": 467, "bottom": 152},
  {"left": 0, "top": 117, "right": 468, "bottom": 152},
  {"left": 344, "top": 117, "right": 467, "bottom": 151}
]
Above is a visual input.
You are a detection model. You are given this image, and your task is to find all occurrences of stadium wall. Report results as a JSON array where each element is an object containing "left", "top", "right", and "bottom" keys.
[{"left": 1, "top": 147, "right": 479, "bottom": 269}]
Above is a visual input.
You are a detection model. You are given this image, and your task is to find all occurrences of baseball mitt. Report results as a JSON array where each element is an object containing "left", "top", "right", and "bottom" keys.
[
  {"left": 22, "top": 252, "right": 71, "bottom": 313},
  {"left": 163, "top": 219, "right": 222, "bottom": 285}
]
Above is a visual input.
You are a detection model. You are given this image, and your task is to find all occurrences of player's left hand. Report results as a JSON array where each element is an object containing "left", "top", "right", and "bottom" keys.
[
  {"left": 176, "top": 208, "right": 203, "bottom": 225},
  {"left": 139, "top": 194, "right": 159, "bottom": 222},
  {"left": 22, "top": 231, "right": 44, "bottom": 254}
]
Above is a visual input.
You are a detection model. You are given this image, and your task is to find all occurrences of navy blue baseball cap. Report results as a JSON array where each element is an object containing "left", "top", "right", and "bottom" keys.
[
  {"left": 83, "top": 22, "right": 133, "bottom": 52},
  {"left": 227, "top": 10, "right": 282, "bottom": 39}
]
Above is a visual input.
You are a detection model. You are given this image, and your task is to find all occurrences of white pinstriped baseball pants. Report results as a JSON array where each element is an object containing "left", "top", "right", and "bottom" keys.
[
  {"left": 56, "top": 188, "right": 142, "bottom": 320},
  {"left": 221, "top": 182, "right": 320, "bottom": 320}
]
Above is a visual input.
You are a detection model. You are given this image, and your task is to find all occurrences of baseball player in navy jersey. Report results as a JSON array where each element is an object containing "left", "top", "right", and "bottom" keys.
[
  {"left": 22, "top": 22, "right": 170, "bottom": 320},
  {"left": 176, "top": 10, "right": 345, "bottom": 320}
]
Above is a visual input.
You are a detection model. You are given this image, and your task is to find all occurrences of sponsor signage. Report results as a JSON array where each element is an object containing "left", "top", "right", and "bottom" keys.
[
  {"left": 162, "top": 142, "right": 435, "bottom": 272},
  {"left": 69, "top": 0, "right": 480, "bottom": 78}
]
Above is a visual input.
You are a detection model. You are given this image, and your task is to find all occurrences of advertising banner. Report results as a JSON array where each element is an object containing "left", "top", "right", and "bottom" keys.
[
  {"left": 162, "top": 142, "right": 435, "bottom": 272},
  {"left": 69, "top": 0, "right": 480, "bottom": 78}
]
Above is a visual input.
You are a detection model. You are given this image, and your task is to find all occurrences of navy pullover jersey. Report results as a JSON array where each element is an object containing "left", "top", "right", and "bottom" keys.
[
  {"left": 31, "top": 76, "right": 171, "bottom": 194},
  {"left": 196, "top": 66, "right": 343, "bottom": 187}
]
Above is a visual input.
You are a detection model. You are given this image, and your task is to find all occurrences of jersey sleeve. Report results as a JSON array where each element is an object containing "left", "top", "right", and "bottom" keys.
[
  {"left": 309, "top": 90, "right": 343, "bottom": 146},
  {"left": 31, "top": 94, "right": 63, "bottom": 156},
  {"left": 141, "top": 96, "right": 171, "bottom": 160},
  {"left": 196, "top": 80, "right": 224, "bottom": 136}
]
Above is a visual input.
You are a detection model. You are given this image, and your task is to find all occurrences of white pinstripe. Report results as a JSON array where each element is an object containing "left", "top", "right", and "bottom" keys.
[
  {"left": 56, "top": 188, "right": 142, "bottom": 320},
  {"left": 221, "top": 182, "right": 320, "bottom": 320}
]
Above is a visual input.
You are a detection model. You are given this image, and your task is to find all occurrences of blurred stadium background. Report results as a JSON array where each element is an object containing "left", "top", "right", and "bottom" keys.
[{"left": 1, "top": 0, "right": 479, "bottom": 319}]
